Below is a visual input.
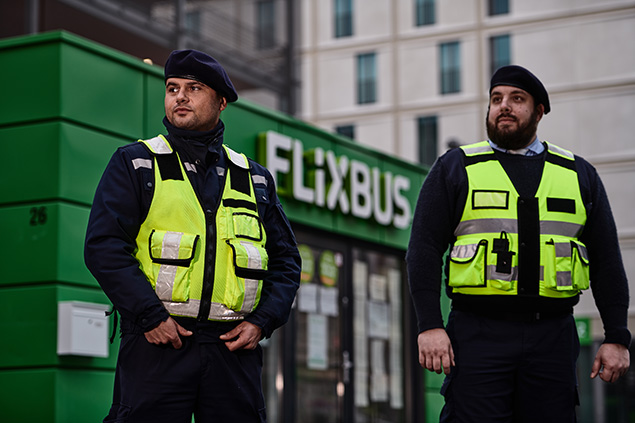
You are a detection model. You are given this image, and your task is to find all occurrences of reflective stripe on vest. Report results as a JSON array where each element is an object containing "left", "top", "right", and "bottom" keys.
[
  {"left": 133, "top": 135, "right": 267, "bottom": 320},
  {"left": 449, "top": 141, "right": 589, "bottom": 298}
]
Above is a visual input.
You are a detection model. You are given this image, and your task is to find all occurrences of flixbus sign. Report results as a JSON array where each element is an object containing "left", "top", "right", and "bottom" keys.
[{"left": 259, "top": 130, "right": 414, "bottom": 230}]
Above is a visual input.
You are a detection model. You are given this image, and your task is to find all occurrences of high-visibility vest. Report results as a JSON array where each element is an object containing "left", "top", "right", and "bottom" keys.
[
  {"left": 134, "top": 135, "right": 268, "bottom": 320},
  {"left": 449, "top": 141, "right": 589, "bottom": 298}
]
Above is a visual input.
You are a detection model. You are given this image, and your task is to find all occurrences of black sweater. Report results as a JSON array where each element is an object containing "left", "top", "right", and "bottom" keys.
[{"left": 406, "top": 143, "right": 631, "bottom": 347}]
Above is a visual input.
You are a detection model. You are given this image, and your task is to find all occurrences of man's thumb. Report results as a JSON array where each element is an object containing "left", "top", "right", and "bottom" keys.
[
  {"left": 177, "top": 324, "right": 193, "bottom": 337},
  {"left": 590, "top": 356, "right": 601, "bottom": 379}
]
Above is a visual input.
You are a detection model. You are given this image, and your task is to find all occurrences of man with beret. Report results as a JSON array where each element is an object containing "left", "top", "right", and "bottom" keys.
[
  {"left": 407, "top": 65, "right": 630, "bottom": 422},
  {"left": 85, "top": 49, "right": 300, "bottom": 422}
]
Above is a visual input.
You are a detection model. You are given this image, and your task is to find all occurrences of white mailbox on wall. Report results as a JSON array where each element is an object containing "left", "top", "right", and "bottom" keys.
[{"left": 57, "top": 301, "right": 111, "bottom": 358}]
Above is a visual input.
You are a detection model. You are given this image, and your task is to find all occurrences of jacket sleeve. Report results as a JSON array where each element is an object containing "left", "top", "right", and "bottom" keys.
[
  {"left": 577, "top": 157, "right": 631, "bottom": 347},
  {"left": 245, "top": 165, "right": 301, "bottom": 338},
  {"left": 84, "top": 145, "right": 170, "bottom": 332},
  {"left": 406, "top": 148, "right": 467, "bottom": 334}
]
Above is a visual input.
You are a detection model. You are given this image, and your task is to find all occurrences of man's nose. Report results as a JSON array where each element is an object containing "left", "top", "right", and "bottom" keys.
[
  {"left": 176, "top": 90, "right": 188, "bottom": 102},
  {"left": 500, "top": 98, "right": 511, "bottom": 111}
]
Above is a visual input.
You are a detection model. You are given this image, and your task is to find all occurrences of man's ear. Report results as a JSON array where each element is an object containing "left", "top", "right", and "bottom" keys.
[
  {"left": 219, "top": 97, "right": 228, "bottom": 112},
  {"left": 536, "top": 104, "right": 545, "bottom": 122}
]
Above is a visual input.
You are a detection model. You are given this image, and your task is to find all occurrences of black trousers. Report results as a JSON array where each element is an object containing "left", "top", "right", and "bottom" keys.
[
  {"left": 104, "top": 331, "right": 266, "bottom": 423},
  {"left": 440, "top": 310, "right": 580, "bottom": 423}
]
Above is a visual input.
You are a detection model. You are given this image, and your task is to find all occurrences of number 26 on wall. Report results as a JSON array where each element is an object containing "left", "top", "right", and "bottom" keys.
[{"left": 29, "top": 206, "right": 48, "bottom": 226}]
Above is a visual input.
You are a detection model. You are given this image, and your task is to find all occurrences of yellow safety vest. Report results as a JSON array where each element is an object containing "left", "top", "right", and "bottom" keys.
[
  {"left": 449, "top": 141, "right": 589, "bottom": 298},
  {"left": 134, "top": 135, "right": 268, "bottom": 320}
]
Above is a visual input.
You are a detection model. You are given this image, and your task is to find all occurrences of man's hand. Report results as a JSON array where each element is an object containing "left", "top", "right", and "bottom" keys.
[
  {"left": 220, "top": 321, "right": 263, "bottom": 351},
  {"left": 418, "top": 328, "right": 455, "bottom": 375},
  {"left": 144, "top": 317, "right": 193, "bottom": 349},
  {"left": 591, "top": 343, "right": 630, "bottom": 383}
]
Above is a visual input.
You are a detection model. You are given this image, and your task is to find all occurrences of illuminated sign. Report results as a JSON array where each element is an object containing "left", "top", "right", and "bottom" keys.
[{"left": 261, "top": 131, "right": 412, "bottom": 229}]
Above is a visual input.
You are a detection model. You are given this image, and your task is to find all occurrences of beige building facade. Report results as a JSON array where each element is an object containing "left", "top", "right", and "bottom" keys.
[{"left": 300, "top": 0, "right": 635, "bottom": 331}]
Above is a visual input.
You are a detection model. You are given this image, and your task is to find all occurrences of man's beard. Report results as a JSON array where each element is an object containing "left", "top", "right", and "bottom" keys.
[{"left": 486, "top": 108, "right": 540, "bottom": 150}]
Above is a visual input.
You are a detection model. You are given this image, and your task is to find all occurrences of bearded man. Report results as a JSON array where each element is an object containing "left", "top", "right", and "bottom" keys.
[{"left": 406, "top": 65, "right": 630, "bottom": 422}]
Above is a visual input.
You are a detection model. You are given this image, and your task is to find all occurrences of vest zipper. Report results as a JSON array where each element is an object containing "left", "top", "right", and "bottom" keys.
[{"left": 197, "top": 163, "right": 226, "bottom": 322}]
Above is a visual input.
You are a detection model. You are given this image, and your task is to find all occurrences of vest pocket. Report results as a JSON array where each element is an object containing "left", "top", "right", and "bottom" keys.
[
  {"left": 449, "top": 239, "right": 488, "bottom": 287},
  {"left": 571, "top": 240, "right": 590, "bottom": 290},
  {"left": 232, "top": 212, "right": 264, "bottom": 241},
  {"left": 543, "top": 238, "right": 589, "bottom": 291},
  {"left": 148, "top": 230, "right": 198, "bottom": 302},
  {"left": 224, "top": 239, "right": 268, "bottom": 312}
]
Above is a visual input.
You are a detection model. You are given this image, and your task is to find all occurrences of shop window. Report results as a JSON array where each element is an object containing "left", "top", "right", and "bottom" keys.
[
  {"left": 336, "top": 124, "right": 355, "bottom": 140},
  {"left": 257, "top": 0, "right": 276, "bottom": 50},
  {"left": 352, "top": 248, "right": 406, "bottom": 422},
  {"left": 440, "top": 41, "right": 461, "bottom": 94},
  {"left": 418, "top": 116, "right": 438, "bottom": 167},
  {"left": 357, "top": 52, "right": 377, "bottom": 104},
  {"left": 267, "top": 226, "right": 423, "bottom": 422},
  {"left": 415, "top": 0, "right": 435, "bottom": 26},
  {"left": 490, "top": 34, "right": 511, "bottom": 76},
  {"left": 295, "top": 243, "right": 345, "bottom": 423},
  {"left": 335, "top": 0, "right": 353, "bottom": 38},
  {"left": 488, "top": 0, "right": 509, "bottom": 16}
]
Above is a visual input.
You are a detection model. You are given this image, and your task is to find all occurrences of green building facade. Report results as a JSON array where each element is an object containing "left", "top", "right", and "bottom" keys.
[{"left": 0, "top": 31, "right": 447, "bottom": 423}]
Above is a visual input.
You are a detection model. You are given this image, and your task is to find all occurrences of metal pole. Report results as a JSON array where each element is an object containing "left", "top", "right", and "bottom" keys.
[
  {"left": 284, "top": 0, "right": 296, "bottom": 116},
  {"left": 26, "top": 0, "right": 40, "bottom": 34},
  {"left": 175, "top": 0, "right": 187, "bottom": 50}
]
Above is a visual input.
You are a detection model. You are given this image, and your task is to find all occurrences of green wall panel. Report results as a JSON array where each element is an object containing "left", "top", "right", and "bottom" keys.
[
  {"left": 0, "top": 286, "right": 57, "bottom": 368},
  {"left": 0, "top": 368, "right": 114, "bottom": 423},
  {"left": 55, "top": 369, "right": 114, "bottom": 422},
  {"left": 223, "top": 101, "right": 284, "bottom": 162},
  {"left": 0, "top": 31, "right": 165, "bottom": 140},
  {"left": 0, "top": 121, "right": 128, "bottom": 205},
  {"left": 58, "top": 42, "right": 145, "bottom": 137},
  {"left": 0, "top": 123, "right": 61, "bottom": 204},
  {"left": 58, "top": 123, "right": 130, "bottom": 204},
  {"left": 0, "top": 42, "right": 61, "bottom": 126},
  {"left": 144, "top": 71, "right": 168, "bottom": 137},
  {"left": 425, "top": 391, "right": 444, "bottom": 422},
  {"left": 425, "top": 371, "right": 445, "bottom": 390},
  {"left": 0, "top": 285, "right": 117, "bottom": 369},
  {"left": 0, "top": 370, "right": 56, "bottom": 422},
  {"left": 0, "top": 202, "right": 95, "bottom": 286}
]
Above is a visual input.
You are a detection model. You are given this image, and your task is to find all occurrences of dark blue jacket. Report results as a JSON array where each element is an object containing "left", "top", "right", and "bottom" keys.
[{"left": 85, "top": 118, "right": 301, "bottom": 339}]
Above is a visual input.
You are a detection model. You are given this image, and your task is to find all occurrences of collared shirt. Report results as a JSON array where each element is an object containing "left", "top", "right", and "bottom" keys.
[{"left": 488, "top": 136, "right": 545, "bottom": 156}]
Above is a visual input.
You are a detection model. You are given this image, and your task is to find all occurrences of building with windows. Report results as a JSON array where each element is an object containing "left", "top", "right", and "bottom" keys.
[{"left": 299, "top": 0, "right": 635, "bottom": 421}]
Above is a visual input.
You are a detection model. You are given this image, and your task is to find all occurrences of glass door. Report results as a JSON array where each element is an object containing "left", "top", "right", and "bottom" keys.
[{"left": 294, "top": 237, "right": 346, "bottom": 423}]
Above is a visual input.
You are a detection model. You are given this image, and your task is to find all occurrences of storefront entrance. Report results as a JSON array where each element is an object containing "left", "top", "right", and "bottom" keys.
[{"left": 262, "top": 226, "right": 425, "bottom": 423}]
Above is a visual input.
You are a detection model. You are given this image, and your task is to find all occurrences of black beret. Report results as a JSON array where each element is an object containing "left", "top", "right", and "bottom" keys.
[
  {"left": 165, "top": 49, "right": 238, "bottom": 102},
  {"left": 490, "top": 65, "right": 550, "bottom": 114}
]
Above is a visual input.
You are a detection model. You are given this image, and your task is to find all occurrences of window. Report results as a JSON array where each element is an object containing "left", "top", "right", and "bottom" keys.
[
  {"left": 335, "top": 124, "right": 355, "bottom": 140},
  {"left": 440, "top": 41, "right": 461, "bottom": 94},
  {"left": 357, "top": 53, "right": 377, "bottom": 104},
  {"left": 490, "top": 34, "right": 511, "bottom": 76},
  {"left": 418, "top": 116, "right": 438, "bottom": 167},
  {"left": 488, "top": 0, "right": 509, "bottom": 16},
  {"left": 185, "top": 11, "right": 201, "bottom": 34},
  {"left": 334, "top": 0, "right": 353, "bottom": 38},
  {"left": 257, "top": 0, "right": 275, "bottom": 49},
  {"left": 415, "top": 0, "right": 435, "bottom": 26}
]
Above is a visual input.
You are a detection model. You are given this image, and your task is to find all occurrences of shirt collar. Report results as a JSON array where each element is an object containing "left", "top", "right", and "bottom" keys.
[{"left": 488, "top": 136, "right": 544, "bottom": 156}]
